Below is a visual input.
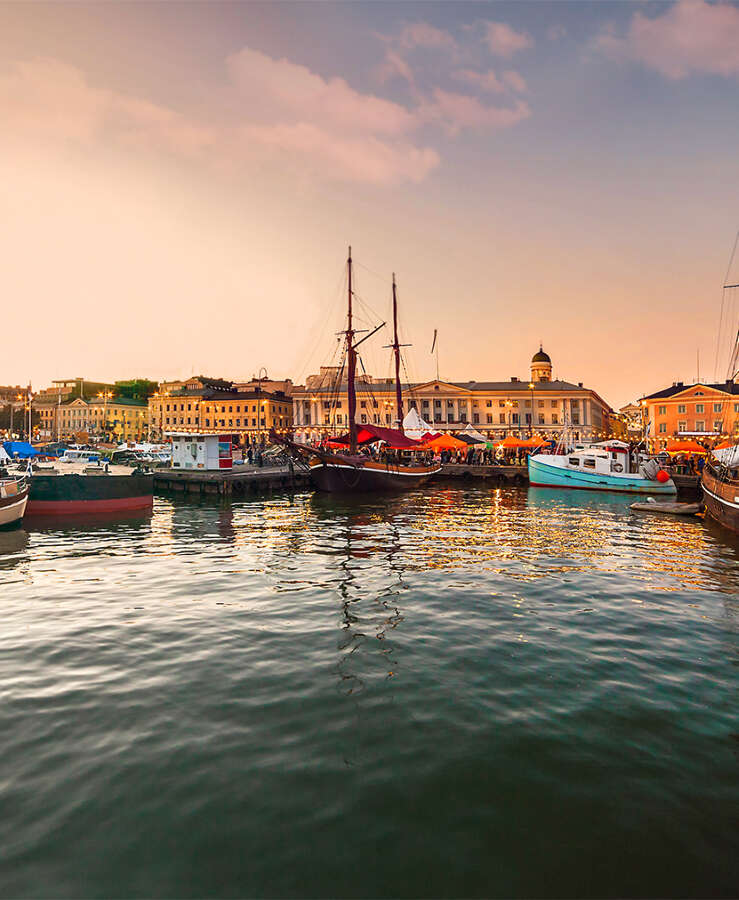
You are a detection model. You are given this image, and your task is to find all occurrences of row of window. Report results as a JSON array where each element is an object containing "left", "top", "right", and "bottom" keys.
[
  {"left": 163, "top": 417, "right": 286, "bottom": 428},
  {"left": 161, "top": 403, "right": 288, "bottom": 414},
  {"left": 658, "top": 420, "right": 731, "bottom": 433},
  {"left": 657, "top": 402, "right": 739, "bottom": 415}
]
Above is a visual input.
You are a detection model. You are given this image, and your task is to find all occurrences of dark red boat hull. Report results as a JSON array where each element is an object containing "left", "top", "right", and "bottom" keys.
[
  {"left": 26, "top": 474, "right": 154, "bottom": 516},
  {"left": 309, "top": 459, "right": 439, "bottom": 493},
  {"left": 701, "top": 463, "right": 739, "bottom": 534}
]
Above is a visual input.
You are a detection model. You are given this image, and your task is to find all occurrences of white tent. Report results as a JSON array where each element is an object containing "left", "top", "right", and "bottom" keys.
[
  {"left": 0, "top": 446, "right": 9, "bottom": 462},
  {"left": 460, "top": 423, "right": 487, "bottom": 443},
  {"left": 403, "top": 407, "right": 432, "bottom": 439}
]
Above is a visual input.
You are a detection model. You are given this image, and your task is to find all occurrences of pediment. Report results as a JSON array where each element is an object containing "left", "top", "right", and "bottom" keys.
[{"left": 409, "top": 380, "right": 471, "bottom": 396}]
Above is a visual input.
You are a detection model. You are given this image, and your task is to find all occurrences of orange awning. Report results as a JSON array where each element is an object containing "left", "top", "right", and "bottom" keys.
[
  {"left": 419, "top": 433, "right": 468, "bottom": 450},
  {"left": 497, "top": 435, "right": 540, "bottom": 449},
  {"left": 665, "top": 439, "right": 707, "bottom": 454}
]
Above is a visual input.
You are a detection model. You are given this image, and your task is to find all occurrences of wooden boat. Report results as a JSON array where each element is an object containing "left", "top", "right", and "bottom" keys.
[
  {"left": 630, "top": 499, "right": 701, "bottom": 515},
  {"left": 275, "top": 248, "right": 440, "bottom": 493},
  {"left": 701, "top": 243, "right": 739, "bottom": 533},
  {"left": 0, "top": 474, "right": 29, "bottom": 527},
  {"left": 701, "top": 456, "right": 739, "bottom": 533}
]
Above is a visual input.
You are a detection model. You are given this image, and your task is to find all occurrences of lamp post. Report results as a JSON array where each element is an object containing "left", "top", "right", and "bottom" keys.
[
  {"left": 528, "top": 382, "right": 535, "bottom": 438},
  {"left": 504, "top": 399, "right": 513, "bottom": 436},
  {"left": 98, "top": 391, "right": 112, "bottom": 442}
]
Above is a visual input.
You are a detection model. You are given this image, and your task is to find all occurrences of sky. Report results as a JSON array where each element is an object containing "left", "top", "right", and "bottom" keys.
[{"left": 1, "top": 0, "right": 738, "bottom": 409}]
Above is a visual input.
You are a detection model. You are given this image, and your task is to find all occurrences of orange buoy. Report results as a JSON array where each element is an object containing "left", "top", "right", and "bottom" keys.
[{"left": 656, "top": 469, "right": 670, "bottom": 483}]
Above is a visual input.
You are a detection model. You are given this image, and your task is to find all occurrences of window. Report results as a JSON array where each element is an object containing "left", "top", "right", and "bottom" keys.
[
  {"left": 713, "top": 403, "right": 723, "bottom": 412},
  {"left": 734, "top": 404, "right": 739, "bottom": 413},
  {"left": 538, "top": 400, "right": 544, "bottom": 408},
  {"left": 386, "top": 414, "right": 391, "bottom": 424},
  {"left": 512, "top": 414, "right": 519, "bottom": 424},
  {"left": 583, "top": 458, "right": 596, "bottom": 468},
  {"left": 658, "top": 406, "right": 666, "bottom": 415},
  {"left": 550, "top": 400, "right": 557, "bottom": 408},
  {"left": 696, "top": 420, "right": 705, "bottom": 432},
  {"left": 525, "top": 413, "right": 531, "bottom": 424},
  {"left": 569, "top": 457, "right": 580, "bottom": 466},
  {"left": 460, "top": 414, "right": 467, "bottom": 423},
  {"left": 336, "top": 415, "right": 343, "bottom": 424},
  {"left": 658, "top": 422, "right": 666, "bottom": 433},
  {"left": 447, "top": 400, "right": 454, "bottom": 408},
  {"left": 486, "top": 400, "right": 492, "bottom": 407},
  {"left": 487, "top": 414, "right": 493, "bottom": 424},
  {"left": 677, "top": 404, "right": 686, "bottom": 414},
  {"left": 361, "top": 414, "right": 367, "bottom": 424},
  {"left": 678, "top": 421, "right": 687, "bottom": 432},
  {"left": 499, "top": 400, "right": 505, "bottom": 407},
  {"left": 473, "top": 413, "right": 479, "bottom": 424},
  {"left": 552, "top": 413, "right": 559, "bottom": 424},
  {"left": 695, "top": 403, "right": 704, "bottom": 413},
  {"left": 714, "top": 420, "right": 723, "bottom": 432},
  {"left": 422, "top": 400, "right": 429, "bottom": 408},
  {"left": 538, "top": 414, "right": 545, "bottom": 425},
  {"left": 434, "top": 400, "right": 441, "bottom": 408},
  {"left": 323, "top": 402, "right": 331, "bottom": 410},
  {"left": 236, "top": 419, "right": 241, "bottom": 427},
  {"left": 499, "top": 413, "right": 505, "bottom": 424},
  {"left": 360, "top": 401, "right": 366, "bottom": 408}
]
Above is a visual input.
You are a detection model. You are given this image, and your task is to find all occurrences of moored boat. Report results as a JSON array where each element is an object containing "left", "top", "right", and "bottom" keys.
[
  {"left": 701, "top": 450, "right": 739, "bottom": 533},
  {"left": 276, "top": 248, "right": 440, "bottom": 493},
  {"left": 25, "top": 462, "right": 154, "bottom": 516},
  {"left": 0, "top": 474, "right": 29, "bottom": 527},
  {"left": 528, "top": 441, "right": 676, "bottom": 494}
]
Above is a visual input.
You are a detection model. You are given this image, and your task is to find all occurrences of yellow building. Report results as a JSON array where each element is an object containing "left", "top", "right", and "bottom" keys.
[
  {"left": 36, "top": 395, "right": 148, "bottom": 441},
  {"left": 148, "top": 375, "right": 292, "bottom": 443},
  {"left": 292, "top": 347, "right": 614, "bottom": 444}
]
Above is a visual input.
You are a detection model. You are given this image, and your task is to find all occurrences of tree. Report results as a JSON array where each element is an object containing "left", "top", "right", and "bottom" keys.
[{"left": 114, "top": 379, "right": 159, "bottom": 401}]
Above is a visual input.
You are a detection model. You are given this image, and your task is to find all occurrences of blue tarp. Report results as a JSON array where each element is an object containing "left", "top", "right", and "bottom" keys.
[{"left": 3, "top": 441, "right": 39, "bottom": 458}]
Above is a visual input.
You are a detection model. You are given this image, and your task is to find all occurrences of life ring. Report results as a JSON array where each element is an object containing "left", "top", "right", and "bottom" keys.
[{"left": 613, "top": 463, "right": 623, "bottom": 473}]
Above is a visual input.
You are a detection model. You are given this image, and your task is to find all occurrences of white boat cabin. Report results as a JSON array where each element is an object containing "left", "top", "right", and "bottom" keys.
[{"left": 553, "top": 441, "right": 637, "bottom": 476}]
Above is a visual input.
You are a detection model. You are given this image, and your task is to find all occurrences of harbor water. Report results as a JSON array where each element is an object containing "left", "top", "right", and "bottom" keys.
[{"left": 1, "top": 486, "right": 737, "bottom": 898}]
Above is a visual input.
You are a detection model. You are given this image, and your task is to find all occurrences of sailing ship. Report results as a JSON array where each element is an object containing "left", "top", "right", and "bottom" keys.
[
  {"left": 701, "top": 240, "right": 739, "bottom": 532},
  {"left": 275, "top": 248, "right": 440, "bottom": 493}
]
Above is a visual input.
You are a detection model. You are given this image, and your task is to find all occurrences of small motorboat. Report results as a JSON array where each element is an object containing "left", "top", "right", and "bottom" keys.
[
  {"left": 528, "top": 440, "right": 676, "bottom": 495},
  {"left": 0, "top": 472, "right": 29, "bottom": 527}
]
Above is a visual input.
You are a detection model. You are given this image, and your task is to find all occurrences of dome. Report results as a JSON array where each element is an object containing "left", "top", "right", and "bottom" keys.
[{"left": 532, "top": 346, "right": 551, "bottom": 364}]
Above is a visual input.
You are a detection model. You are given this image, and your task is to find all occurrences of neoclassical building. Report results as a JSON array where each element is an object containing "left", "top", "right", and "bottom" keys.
[{"left": 291, "top": 347, "right": 613, "bottom": 444}]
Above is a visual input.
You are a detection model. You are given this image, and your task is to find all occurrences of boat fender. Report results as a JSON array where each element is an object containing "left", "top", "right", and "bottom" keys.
[
  {"left": 656, "top": 469, "right": 670, "bottom": 484},
  {"left": 613, "top": 463, "right": 623, "bottom": 473}
]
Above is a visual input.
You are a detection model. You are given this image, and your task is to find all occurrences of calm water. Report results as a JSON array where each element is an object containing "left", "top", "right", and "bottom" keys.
[{"left": 1, "top": 486, "right": 738, "bottom": 898}]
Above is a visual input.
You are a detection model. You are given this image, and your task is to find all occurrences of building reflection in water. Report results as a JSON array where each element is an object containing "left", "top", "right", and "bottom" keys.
[{"left": 0, "top": 526, "right": 29, "bottom": 575}]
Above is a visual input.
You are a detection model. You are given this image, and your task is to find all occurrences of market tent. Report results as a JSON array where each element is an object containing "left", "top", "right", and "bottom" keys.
[
  {"left": 419, "top": 433, "right": 467, "bottom": 450},
  {"left": 714, "top": 439, "right": 734, "bottom": 450},
  {"left": 3, "top": 441, "right": 39, "bottom": 459},
  {"left": 0, "top": 445, "right": 9, "bottom": 462},
  {"left": 665, "top": 439, "right": 707, "bottom": 455},
  {"left": 459, "top": 423, "right": 487, "bottom": 443},
  {"left": 402, "top": 408, "right": 432, "bottom": 439},
  {"left": 329, "top": 425, "right": 421, "bottom": 450},
  {"left": 497, "top": 436, "right": 538, "bottom": 450}
]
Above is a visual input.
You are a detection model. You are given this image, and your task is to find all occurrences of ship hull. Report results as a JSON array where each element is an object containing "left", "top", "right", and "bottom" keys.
[
  {"left": 528, "top": 455, "right": 677, "bottom": 494},
  {"left": 309, "top": 459, "right": 440, "bottom": 493},
  {"left": 701, "top": 464, "right": 739, "bottom": 534},
  {"left": 26, "top": 474, "right": 154, "bottom": 516},
  {"left": 0, "top": 488, "right": 28, "bottom": 528}
]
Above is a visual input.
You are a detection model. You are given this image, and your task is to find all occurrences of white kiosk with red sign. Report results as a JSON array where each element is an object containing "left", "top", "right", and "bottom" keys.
[{"left": 167, "top": 433, "right": 233, "bottom": 470}]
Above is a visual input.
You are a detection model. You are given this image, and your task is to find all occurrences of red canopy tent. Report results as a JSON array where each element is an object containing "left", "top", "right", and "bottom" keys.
[
  {"left": 497, "top": 435, "right": 540, "bottom": 450},
  {"left": 328, "top": 425, "right": 421, "bottom": 450},
  {"left": 417, "top": 433, "right": 467, "bottom": 450},
  {"left": 665, "top": 439, "right": 707, "bottom": 455}
]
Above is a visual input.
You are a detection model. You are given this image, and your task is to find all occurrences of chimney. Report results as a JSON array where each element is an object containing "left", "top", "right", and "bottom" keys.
[
  {"left": 510, "top": 377, "right": 518, "bottom": 382},
  {"left": 578, "top": 382, "right": 583, "bottom": 387}
]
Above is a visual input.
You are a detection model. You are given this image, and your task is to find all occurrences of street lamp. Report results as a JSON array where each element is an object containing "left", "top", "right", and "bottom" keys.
[
  {"left": 528, "top": 382, "right": 535, "bottom": 437},
  {"left": 98, "top": 391, "right": 112, "bottom": 442},
  {"left": 504, "top": 399, "right": 514, "bottom": 436}
]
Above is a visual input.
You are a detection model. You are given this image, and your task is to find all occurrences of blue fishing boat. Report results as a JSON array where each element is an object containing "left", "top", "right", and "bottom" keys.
[{"left": 528, "top": 442, "right": 676, "bottom": 495}]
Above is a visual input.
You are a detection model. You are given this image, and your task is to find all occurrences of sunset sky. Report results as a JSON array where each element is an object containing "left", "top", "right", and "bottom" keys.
[{"left": 2, "top": 0, "right": 738, "bottom": 408}]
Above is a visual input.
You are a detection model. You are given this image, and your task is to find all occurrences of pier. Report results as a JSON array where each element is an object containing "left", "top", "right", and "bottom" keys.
[{"left": 154, "top": 464, "right": 309, "bottom": 496}]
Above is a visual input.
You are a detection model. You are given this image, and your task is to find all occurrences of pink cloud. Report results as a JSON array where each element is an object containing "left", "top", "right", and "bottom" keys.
[
  {"left": 482, "top": 22, "right": 534, "bottom": 58},
  {"left": 595, "top": 0, "right": 739, "bottom": 79},
  {"left": 502, "top": 70, "right": 528, "bottom": 93},
  {"left": 422, "top": 89, "right": 530, "bottom": 136},
  {"left": 227, "top": 47, "right": 417, "bottom": 136},
  {"left": 397, "top": 23, "right": 457, "bottom": 52},
  {"left": 453, "top": 68, "right": 506, "bottom": 93}
]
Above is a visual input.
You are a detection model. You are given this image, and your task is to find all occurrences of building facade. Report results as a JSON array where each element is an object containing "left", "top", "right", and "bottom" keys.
[
  {"left": 640, "top": 380, "right": 739, "bottom": 448},
  {"left": 36, "top": 395, "right": 149, "bottom": 441},
  {"left": 148, "top": 375, "right": 292, "bottom": 442},
  {"left": 292, "top": 348, "right": 613, "bottom": 444}
]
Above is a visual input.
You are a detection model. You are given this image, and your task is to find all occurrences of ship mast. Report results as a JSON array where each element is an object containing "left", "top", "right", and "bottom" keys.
[
  {"left": 346, "top": 246, "right": 357, "bottom": 454},
  {"left": 392, "top": 274, "right": 403, "bottom": 432}
]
